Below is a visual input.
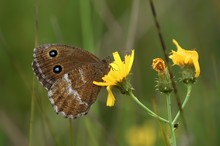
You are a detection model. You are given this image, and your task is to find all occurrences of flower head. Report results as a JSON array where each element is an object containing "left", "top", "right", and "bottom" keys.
[
  {"left": 169, "top": 39, "right": 200, "bottom": 78},
  {"left": 152, "top": 58, "right": 173, "bottom": 93},
  {"left": 93, "top": 50, "right": 134, "bottom": 106}
]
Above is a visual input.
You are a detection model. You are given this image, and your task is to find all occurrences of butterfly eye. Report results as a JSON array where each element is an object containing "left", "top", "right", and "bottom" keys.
[
  {"left": 53, "top": 65, "right": 62, "bottom": 73},
  {"left": 49, "top": 50, "right": 58, "bottom": 57}
]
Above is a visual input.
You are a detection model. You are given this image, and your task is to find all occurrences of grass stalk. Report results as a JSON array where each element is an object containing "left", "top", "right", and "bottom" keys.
[{"left": 79, "top": 0, "right": 94, "bottom": 52}]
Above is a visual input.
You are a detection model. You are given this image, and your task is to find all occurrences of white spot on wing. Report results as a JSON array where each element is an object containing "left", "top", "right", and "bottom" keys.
[
  {"left": 53, "top": 105, "right": 59, "bottom": 113},
  {"left": 42, "top": 74, "right": 46, "bottom": 79},
  {"left": 64, "top": 74, "right": 70, "bottom": 83},
  {"left": 48, "top": 90, "right": 53, "bottom": 96},
  {"left": 33, "top": 48, "right": 37, "bottom": 54},
  {"left": 67, "top": 87, "right": 87, "bottom": 105},
  {"left": 68, "top": 115, "right": 74, "bottom": 119},
  {"left": 63, "top": 73, "right": 88, "bottom": 106},
  {"left": 46, "top": 79, "right": 53, "bottom": 84},
  {"left": 67, "top": 111, "right": 88, "bottom": 119},
  {"left": 36, "top": 62, "right": 40, "bottom": 67},
  {"left": 59, "top": 111, "right": 66, "bottom": 117},
  {"left": 79, "top": 68, "right": 86, "bottom": 83},
  {"left": 49, "top": 97, "right": 55, "bottom": 104},
  {"left": 68, "top": 87, "right": 75, "bottom": 95},
  {"left": 33, "top": 53, "right": 36, "bottom": 58}
]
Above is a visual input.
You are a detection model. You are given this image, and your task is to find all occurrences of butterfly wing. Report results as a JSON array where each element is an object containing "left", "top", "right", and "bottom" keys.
[
  {"left": 32, "top": 44, "right": 102, "bottom": 90},
  {"left": 32, "top": 44, "right": 109, "bottom": 118},
  {"left": 48, "top": 63, "right": 106, "bottom": 118}
]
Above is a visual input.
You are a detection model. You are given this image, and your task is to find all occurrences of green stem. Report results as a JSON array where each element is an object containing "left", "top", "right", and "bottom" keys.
[
  {"left": 128, "top": 90, "right": 169, "bottom": 124},
  {"left": 84, "top": 119, "right": 99, "bottom": 146},
  {"left": 69, "top": 119, "right": 74, "bottom": 146},
  {"left": 166, "top": 93, "right": 176, "bottom": 146},
  {"left": 172, "top": 84, "right": 192, "bottom": 125},
  {"left": 79, "top": 0, "right": 94, "bottom": 52},
  {"left": 29, "top": 81, "right": 35, "bottom": 146}
]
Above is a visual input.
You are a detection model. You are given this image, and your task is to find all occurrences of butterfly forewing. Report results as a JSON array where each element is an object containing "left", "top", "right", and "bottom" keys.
[{"left": 32, "top": 44, "right": 103, "bottom": 90}]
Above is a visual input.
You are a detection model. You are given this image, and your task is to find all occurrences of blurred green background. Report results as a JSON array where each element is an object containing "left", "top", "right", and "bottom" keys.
[{"left": 0, "top": 0, "right": 220, "bottom": 146}]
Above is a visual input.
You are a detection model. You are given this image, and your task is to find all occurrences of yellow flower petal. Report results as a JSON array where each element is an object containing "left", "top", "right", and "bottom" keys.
[
  {"left": 93, "top": 81, "right": 109, "bottom": 86},
  {"left": 106, "top": 86, "right": 115, "bottom": 106},
  {"left": 192, "top": 57, "right": 200, "bottom": 77},
  {"left": 113, "top": 51, "right": 123, "bottom": 65},
  {"left": 172, "top": 39, "right": 183, "bottom": 51},
  {"left": 102, "top": 70, "right": 120, "bottom": 84},
  {"left": 169, "top": 39, "right": 200, "bottom": 77},
  {"left": 125, "top": 50, "right": 135, "bottom": 76},
  {"left": 110, "top": 62, "right": 120, "bottom": 71}
]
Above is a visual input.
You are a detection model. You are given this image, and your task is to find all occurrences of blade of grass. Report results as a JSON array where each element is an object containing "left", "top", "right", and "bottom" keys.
[
  {"left": 125, "top": 0, "right": 139, "bottom": 50},
  {"left": 30, "top": 1, "right": 61, "bottom": 145},
  {"left": 84, "top": 118, "right": 99, "bottom": 146},
  {"left": 29, "top": 0, "right": 39, "bottom": 144},
  {"left": 69, "top": 119, "right": 74, "bottom": 146},
  {"left": 79, "top": 0, "right": 94, "bottom": 52},
  {"left": 29, "top": 81, "right": 36, "bottom": 146}
]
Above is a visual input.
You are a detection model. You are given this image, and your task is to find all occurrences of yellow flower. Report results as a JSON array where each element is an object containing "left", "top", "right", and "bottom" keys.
[
  {"left": 169, "top": 39, "right": 200, "bottom": 77},
  {"left": 93, "top": 50, "right": 135, "bottom": 106},
  {"left": 125, "top": 121, "right": 156, "bottom": 146}
]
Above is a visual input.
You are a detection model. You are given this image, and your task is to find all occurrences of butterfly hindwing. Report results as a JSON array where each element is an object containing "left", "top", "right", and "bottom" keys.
[{"left": 48, "top": 63, "right": 106, "bottom": 118}]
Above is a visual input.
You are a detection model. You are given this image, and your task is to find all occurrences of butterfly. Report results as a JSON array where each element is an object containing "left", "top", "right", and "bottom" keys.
[{"left": 32, "top": 44, "right": 110, "bottom": 118}]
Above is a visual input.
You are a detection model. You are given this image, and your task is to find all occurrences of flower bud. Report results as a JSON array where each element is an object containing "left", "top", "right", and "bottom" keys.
[{"left": 152, "top": 58, "right": 173, "bottom": 93}]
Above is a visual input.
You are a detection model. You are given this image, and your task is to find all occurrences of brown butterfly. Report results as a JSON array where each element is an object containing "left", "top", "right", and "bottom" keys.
[{"left": 32, "top": 44, "right": 110, "bottom": 118}]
